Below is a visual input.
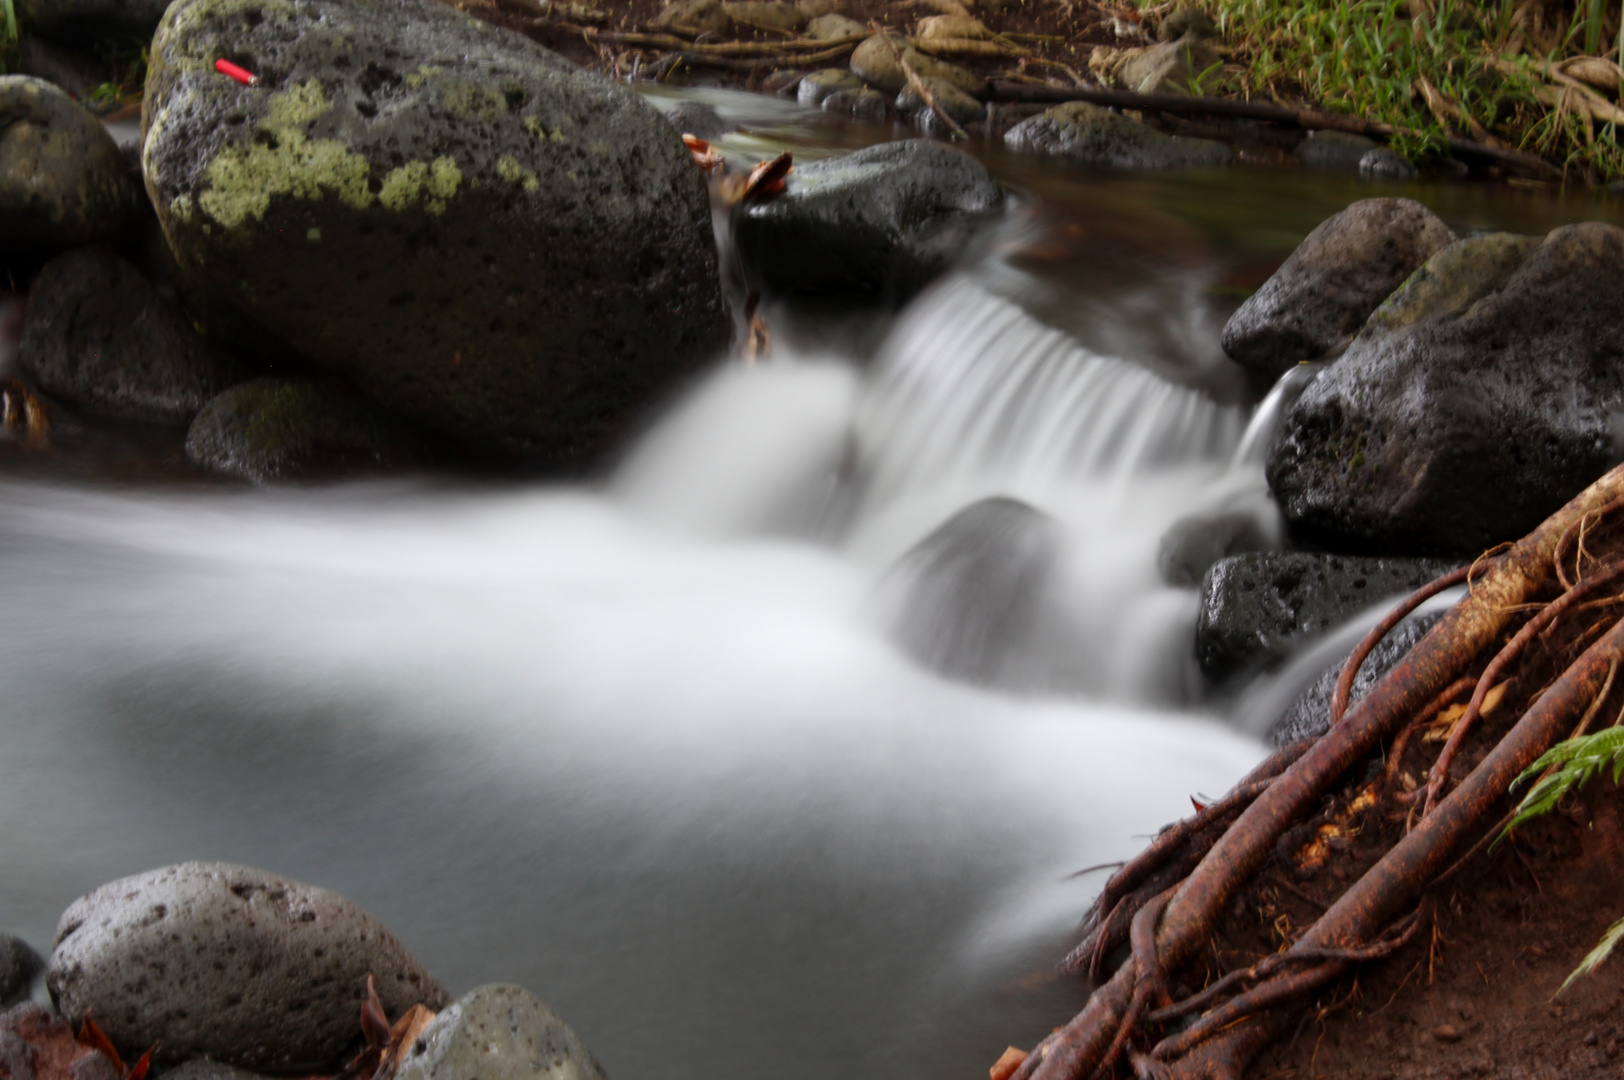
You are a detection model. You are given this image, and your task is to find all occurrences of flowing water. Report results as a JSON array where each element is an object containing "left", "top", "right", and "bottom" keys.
[{"left": 5, "top": 89, "right": 1624, "bottom": 1080}]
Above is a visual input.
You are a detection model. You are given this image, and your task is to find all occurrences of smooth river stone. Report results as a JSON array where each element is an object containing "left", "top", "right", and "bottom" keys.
[
  {"left": 47, "top": 862, "right": 449, "bottom": 1070},
  {"left": 394, "top": 985, "right": 610, "bottom": 1080}
]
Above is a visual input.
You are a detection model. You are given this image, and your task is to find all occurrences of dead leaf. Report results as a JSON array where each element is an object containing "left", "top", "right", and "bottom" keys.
[
  {"left": 989, "top": 1047, "right": 1028, "bottom": 1080},
  {"left": 682, "top": 134, "right": 725, "bottom": 173},
  {"left": 1422, "top": 681, "right": 1507, "bottom": 744},
  {"left": 717, "top": 151, "right": 793, "bottom": 205},
  {"left": 740, "top": 289, "right": 769, "bottom": 363},
  {"left": 76, "top": 1015, "right": 124, "bottom": 1076},
  {"left": 339, "top": 975, "right": 439, "bottom": 1080},
  {"left": 0, "top": 378, "right": 49, "bottom": 450}
]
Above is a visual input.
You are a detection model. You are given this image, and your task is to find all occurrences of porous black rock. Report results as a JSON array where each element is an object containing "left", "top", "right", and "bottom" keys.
[
  {"left": 394, "top": 985, "right": 610, "bottom": 1080},
  {"left": 185, "top": 377, "right": 429, "bottom": 483},
  {"left": 1268, "top": 226, "right": 1624, "bottom": 554},
  {"left": 47, "top": 862, "right": 449, "bottom": 1070},
  {"left": 0, "top": 76, "right": 139, "bottom": 259},
  {"left": 1220, "top": 197, "right": 1454, "bottom": 378},
  {"left": 142, "top": 0, "right": 729, "bottom": 462},
  {"left": 733, "top": 139, "right": 1003, "bottom": 301},
  {"left": 1195, "top": 551, "right": 1457, "bottom": 681},
  {"left": 1003, "top": 101, "right": 1234, "bottom": 170},
  {"left": 1268, "top": 611, "right": 1444, "bottom": 746},
  {"left": 19, "top": 248, "right": 248, "bottom": 422}
]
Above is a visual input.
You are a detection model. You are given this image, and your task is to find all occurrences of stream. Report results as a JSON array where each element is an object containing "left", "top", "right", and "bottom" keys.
[{"left": 4, "top": 88, "right": 1624, "bottom": 1080}]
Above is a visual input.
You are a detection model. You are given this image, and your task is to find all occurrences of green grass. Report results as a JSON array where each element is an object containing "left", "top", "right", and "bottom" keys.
[{"left": 1143, "top": 0, "right": 1624, "bottom": 179}]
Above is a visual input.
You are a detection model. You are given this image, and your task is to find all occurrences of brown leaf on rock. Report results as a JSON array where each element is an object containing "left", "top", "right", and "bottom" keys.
[
  {"left": 717, "top": 151, "right": 793, "bottom": 205},
  {"left": 682, "top": 134, "right": 725, "bottom": 173},
  {"left": 338, "top": 976, "right": 438, "bottom": 1080},
  {"left": 75, "top": 1016, "right": 123, "bottom": 1076}
]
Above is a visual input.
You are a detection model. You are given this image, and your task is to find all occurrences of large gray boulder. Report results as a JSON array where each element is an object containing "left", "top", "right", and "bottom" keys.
[
  {"left": 47, "top": 862, "right": 449, "bottom": 1070},
  {"left": 394, "top": 985, "right": 609, "bottom": 1080},
  {"left": 733, "top": 140, "right": 1003, "bottom": 300},
  {"left": 1195, "top": 551, "right": 1456, "bottom": 681},
  {"left": 0, "top": 76, "right": 138, "bottom": 258},
  {"left": 17, "top": 0, "right": 172, "bottom": 45},
  {"left": 0, "top": 936, "right": 43, "bottom": 1007},
  {"left": 1004, "top": 101, "right": 1233, "bottom": 170},
  {"left": 1268, "top": 225, "right": 1624, "bottom": 554},
  {"left": 1220, "top": 198, "right": 1454, "bottom": 378},
  {"left": 142, "top": 0, "right": 729, "bottom": 463},
  {"left": 186, "top": 377, "right": 428, "bottom": 483},
  {"left": 19, "top": 248, "right": 248, "bottom": 422}
]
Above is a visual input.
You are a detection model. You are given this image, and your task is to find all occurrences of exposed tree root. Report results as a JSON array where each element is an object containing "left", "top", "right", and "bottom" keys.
[{"left": 1000, "top": 463, "right": 1624, "bottom": 1080}]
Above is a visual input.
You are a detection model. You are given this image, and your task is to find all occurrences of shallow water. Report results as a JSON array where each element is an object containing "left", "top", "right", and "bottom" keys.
[{"left": 5, "top": 87, "right": 1618, "bottom": 1080}]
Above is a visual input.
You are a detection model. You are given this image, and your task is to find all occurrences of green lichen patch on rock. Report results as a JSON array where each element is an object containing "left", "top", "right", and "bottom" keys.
[{"left": 143, "top": 0, "right": 729, "bottom": 462}]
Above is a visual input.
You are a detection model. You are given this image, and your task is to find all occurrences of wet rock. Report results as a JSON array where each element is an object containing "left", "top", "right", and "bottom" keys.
[
  {"left": 1195, "top": 551, "right": 1457, "bottom": 680},
  {"left": 721, "top": 0, "right": 804, "bottom": 32},
  {"left": 734, "top": 139, "right": 1003, "bottom": 300},
  {"left": 1269, "top": 611, "right": 1444, "bottom": 746},
  {"left": 798, "top": 68, "right": 862, "bottom": 106},
  {"left": 804, "top": 12, "right": 864, "bottom": 38},
  {"left": 1117, "top": 36, "right": 1220, "bottom": 94},
  {"left": 1, "top": 937, "right": 43, "bottom": 1007},
  {"left": 896, "top": 77, "right": 986, "bottom": 128},
  {"left": 395, "top": 985, "right": 608, "bottom": 1080},
  {"left": 821, "top": 87, "right": 890, "bottom": 120},
  {"left": 850, "top": 33, "right": 982, "bottom": 95},
  {"left": 874, "top": 497, "right": 1064, "bottom": 688},
  {"left": 163, "top": 1061, "right": 275, "bottom": 1080},
  {"left": 650, "top": 0, "right": 731, "bottom": 31},
  {"left": 47, "top": 862, "right": 449, "bottom": 1070},
  {"left": 144, "top": 0, "right": 729, "bottom": 463},
  {"left": 0, "top": 76, "right": 138, "bottom": 260},
  {"left": 1220, "top": 198, "right": 1454, "bottom": 378},
  {"left": 1294, "top": 130, "right": 1378, "bottom": 172},
  {"left": 1269, "top": 225, "right": 1624, "bottom": 554},
  {"left": 1004, "top": 101, "right": 1234, "bottom": 170},
  {"left": 16, "top": 0, "right": 172, "bottom": 45},
  {"left": 1157, "top": 511, "right": 1272, "bottom": 588},
  {"left": 19, "top": 248, "right": 248, "bottom": 423},
  {"left": 1157, "top": 4, "right": 1217, "bottom": 40},
  {"left": 1359, "top": 146, "right": 1418, "bottom": 180},
  {"left": 186, "top": 377, "right": 429, "bottom": 483},
  {"left": 664, "top": 101, "right": 730, "bottom": 140}
]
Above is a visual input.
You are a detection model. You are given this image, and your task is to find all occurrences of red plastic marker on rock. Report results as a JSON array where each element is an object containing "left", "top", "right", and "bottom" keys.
[{"left": 215, "top": 58, "right": 260, "bottom": 86}]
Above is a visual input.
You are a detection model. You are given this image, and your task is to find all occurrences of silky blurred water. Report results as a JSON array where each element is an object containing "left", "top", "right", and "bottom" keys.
[{"left": 2, "top": 87, "right": 1613, "bottom": 1080}]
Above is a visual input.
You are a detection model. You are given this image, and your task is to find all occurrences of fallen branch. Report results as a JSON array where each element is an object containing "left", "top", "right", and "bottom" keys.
[
  {"left": 873, "top": 25, "right": 968, "bottom": 138},
  {"left": 979, "top": 81, "right": 1566, "bottom": 179}
]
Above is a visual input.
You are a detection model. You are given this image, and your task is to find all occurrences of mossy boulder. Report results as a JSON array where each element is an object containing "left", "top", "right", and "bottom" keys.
[
  {"left": 19, "top": 248, "right": 248, "bottom": 422},
  {"left": 0, "top": 76, "right": 140, "bottom": 259},
  {"left": 733, "top": 139, "right": 1003, "bottom": 300},
  {"left": 1221, "top": 197, "right": 1454, "bottom": 377},
  {"left": 186, "top": 377, "right": 428, "bottom": 482},
  {"left": 1004, "top": 101, "right": 1233, "bottom": 170},
  {"left": 1268, "top": 224, "right": 1624, "bottom": 554},
  {"left": 143, "top": 0, "right": 729, "bottom": 463}
]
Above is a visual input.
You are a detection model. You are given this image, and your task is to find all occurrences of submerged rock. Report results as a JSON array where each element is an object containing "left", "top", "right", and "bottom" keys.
[
  {"left": 1359, "top": 146, "right": 1418, "bottom": 180},
  {"left": 16, "top": 0, "right": 172, "bottom": 45},
  {"left": 850, "top": 33, "right": 982, "bottom": 95},
  {"left": 820, "top": 87, "right": 889, "bottom": 120},
  {"left": 1195, "top": 551, "right": 1457, "bottom": 681},
  {"left": 395, "top": 985, "right": 609, "bottom": 1080},
  {"left": 143, "top": 0, "right": 729, "bottom": 463},
  {"left": 1157, "top": 510, "right": 1272, "bottom": 588},
  {"left": 875, "top": 497, "right": 1064, "bottom": 688},
  {"left": 1003, "top": 101, "right": 1233, "bottom": 170},
  {"left": 186, "top": 377, "right": 428, "bottom": 483},
  {"left": 1294, "top": 130, "right": 1378, "bottom": 172},
  {"left": 19, "top": 248, "right": 247, "bottom": 422},
  {"left": 1269, "top": 225, "right": 1624, "bottom": 554},
  {"left": 733, "top": 139, "right": 1003, "bottom": 300},
  {"left": 1220, "top": 198, "right": 1454, "bottom": 378},
  {"left": 0, "top": 76, "right": 138, "bottom": 259},
  {"left": 1, "top": 936, "right": 43, "bottom": 1007},
  {"left": 47, "top": 862, "right": 449, "bottom": 1070}
]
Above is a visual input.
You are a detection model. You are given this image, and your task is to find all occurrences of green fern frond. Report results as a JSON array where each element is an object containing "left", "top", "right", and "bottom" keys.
[
  {"left": 1498, "top": 727, "right": 1624, "bottom": 842},
  {"left": 1559, "top": 914, "right": 1624, "bottom": 996}
]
